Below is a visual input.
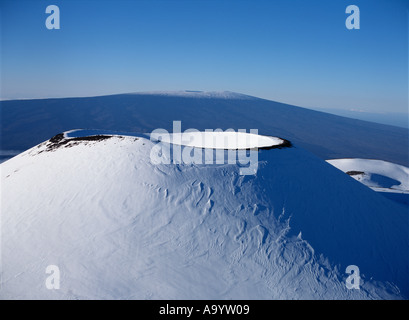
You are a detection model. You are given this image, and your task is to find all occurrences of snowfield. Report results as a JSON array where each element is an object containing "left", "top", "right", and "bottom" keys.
[
  {"left": 152, "top": 131, "right": 284, "bottom": 150},
  {"left": 1, "top": 134, "right": 408, "bottom": 299},
  {"left": 327, "top": 159, "right": 409, "bottom": 194}
]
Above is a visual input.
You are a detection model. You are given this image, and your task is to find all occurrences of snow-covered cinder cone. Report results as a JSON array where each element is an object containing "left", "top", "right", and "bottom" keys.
[{"left": 0, "top": 133, "right": 408, "bottom": 299}]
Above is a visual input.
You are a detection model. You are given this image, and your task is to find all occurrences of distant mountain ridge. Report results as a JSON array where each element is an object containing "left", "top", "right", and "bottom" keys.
[
  {"left": 1, "top": 91, "right": 408, "bottom": 166},
  {"left": 128, "top": 90, "right": 257, "bottom": 99}
]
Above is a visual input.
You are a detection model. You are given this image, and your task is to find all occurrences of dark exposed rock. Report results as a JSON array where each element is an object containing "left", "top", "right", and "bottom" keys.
[
  {"left": 346, "top": 170, "right": 365, "bottom": 176},
  {"left": 46, "top": 133, "right": 113, "bottom": 152}
]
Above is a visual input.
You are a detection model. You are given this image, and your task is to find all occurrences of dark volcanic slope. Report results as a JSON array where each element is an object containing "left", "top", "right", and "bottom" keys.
[{"left": 1, "top": 93, "right": 408, "bottom": 166}]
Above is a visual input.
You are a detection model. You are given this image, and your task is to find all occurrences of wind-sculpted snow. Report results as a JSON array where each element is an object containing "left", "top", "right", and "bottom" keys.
[{"left": 1, "top": 135, "right": 407, "bottom": 299}]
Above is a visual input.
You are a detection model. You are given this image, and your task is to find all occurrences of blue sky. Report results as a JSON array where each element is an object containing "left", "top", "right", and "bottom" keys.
[{"left": 1, "top": 0, "right": 408, "bottom": 113}]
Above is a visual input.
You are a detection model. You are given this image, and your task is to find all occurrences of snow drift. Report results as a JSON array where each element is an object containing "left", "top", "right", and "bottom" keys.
[{"left": 0, "top": 133, "right": 408, "bottom": 299}]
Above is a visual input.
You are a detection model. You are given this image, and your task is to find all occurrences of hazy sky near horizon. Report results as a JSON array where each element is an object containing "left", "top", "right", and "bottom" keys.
[{"left": 1, "top": 0, "right": 408, "bottom": 113}]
